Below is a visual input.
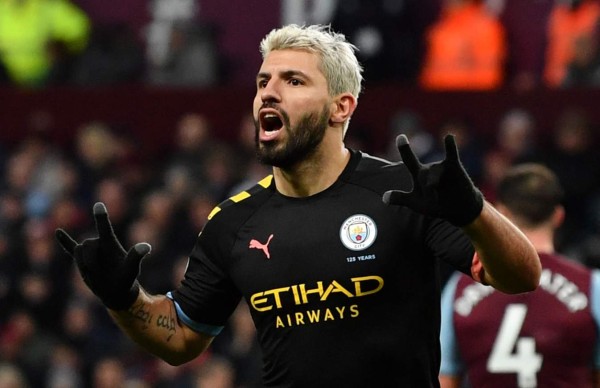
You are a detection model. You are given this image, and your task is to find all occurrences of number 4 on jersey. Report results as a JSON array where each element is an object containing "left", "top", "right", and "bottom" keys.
[{"left": 487, "top": 304, "right": 543, "bottom": 388}]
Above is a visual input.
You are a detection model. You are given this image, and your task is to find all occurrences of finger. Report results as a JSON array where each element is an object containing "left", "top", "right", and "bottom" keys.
[
  {"left": 396, "top": 134, "right": 421, "bottom": 178},
  {"left": 55, "top": 228, "right": 78, "bottom": 256},
  {"left": 93, "top": 202, "right": 115, "bottom": 241},
  {"left": 444, "top": 134, "right": 459, "bottom": 162},
  {"left": 124, "top": 243, "right": 152, "bottom": 276}
]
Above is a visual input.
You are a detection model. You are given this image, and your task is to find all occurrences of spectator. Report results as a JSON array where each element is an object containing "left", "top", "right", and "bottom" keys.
[
  {"left": 0, "top": 0, "right": 90, "bottom": 87},
  {"left": 193, "top": 356, "right": 236, "bottom": 388},
  {"left": 5, "top": 128, "right": 78, "bottom": 220},
  {"left": 420, "top": 0, "right": 507, "bottom": 90},
  {"left": 494, "top": 108, "right": 539, "bottom": 164},
  {"left": 540, "top": 107, "right": 600, "bottom": 251},
  {"left": 128, "top": 190, "right": 183, "bottom": 294},
  {"left": 438, "top": 118, "right": 484, "bottom": 183},
  {"left": 544, "top": 0, "right": 600, "bottom": 87},
  {"left": 58, "top": 297, "right": 124, "bottom": 383},
  {"left": 72, "top": 121, "right": 123, "bottom": 206},
  {"left": 562, "top": 32, "right": 600, "bottom": 87},
  {"left": 228, "top": 112, "right": 271, "bottom": 196},
  {"left": 477, "top": 108, "right": 539, "bottom": 205},
  {"left": 90, "top": 357, "right": 126, "bottom": 388},
  {"left": 165, "top": 113, "right": 215, "bottom": 189},
  {"left": 150, "top": 357, "right": 203, "bottom": 388},
  {"left": 46, "top": 196, "right": 88, "bottom": 242},
  {"left": 0, "top": 362, "right": 28, "bottom": 388},
  {"left": 146, "top": 20, "right": 220, "bottom": 87},
  {"left": 384, "top": 109, "right": 441, "bottom": 163},
  {"left": 201, "top": 143, "right": 239, "bottom": 202},
  {"left": 499, "top": 0, "right": 555, "bottom": 91},
  {"left": 173, "top": 192, "right": 215, "bottom": 247},
  {"left": 94, "top": 177, "right": 133, "bottom": 244},
  {"left": 477, "top": 148, "right": 512, "bottom": 204},
  {"left": 330, "top": 0, "right": 437, "bottom": 85},
  {"left": 574, "top": 194, "right": 600, "bottom": 269},
  {"left": 71, "top": 23, "right": 145, "bottom": 86},
  {"left": 440, "top": 163, "right": 600, "bottom": 387},
  {"left": 0, "top": 310, "right": 57, "bottom": 387},
  {"left": 45, "top": 343, "right": 83, "bottom": 388},
  {"left": 210, "top": 301, "right": 262, "bottom": 388},
  {"left": 162, "top": 112, "right": 237, "bottom": 202},
  {"left": 0, "top": 193, "right": 26, "bottom": 327}
]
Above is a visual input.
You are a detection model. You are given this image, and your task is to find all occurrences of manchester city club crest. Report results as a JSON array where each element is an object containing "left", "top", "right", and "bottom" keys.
[{"left": 340, "top": 214, "right": 377, "bottom": 251}]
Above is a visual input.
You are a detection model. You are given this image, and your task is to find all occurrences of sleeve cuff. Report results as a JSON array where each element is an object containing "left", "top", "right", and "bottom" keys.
[{"left": 166, "top": 292, "right": 224, "bottom": 336}]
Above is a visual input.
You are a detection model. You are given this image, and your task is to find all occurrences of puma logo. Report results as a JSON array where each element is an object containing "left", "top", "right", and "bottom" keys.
[{"left": 249, "top": 234, "right": 274, "bottom": 259}]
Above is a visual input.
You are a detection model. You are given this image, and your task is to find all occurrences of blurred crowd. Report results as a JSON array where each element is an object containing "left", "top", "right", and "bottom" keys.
[
  {"left": 1, "top": 0, "right": 600, "bottom": 90},
  {"left": 382, "top": 105, "right": 600, "bottom": 282},
  {"left": 1, "top": 102, "right": 600, "bottom": 387},
  {"left": 0, "top": 112, "right": 268, "bottom": 387}
]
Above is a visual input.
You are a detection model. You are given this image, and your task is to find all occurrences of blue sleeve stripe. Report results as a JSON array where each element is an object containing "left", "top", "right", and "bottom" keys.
[
  {"left": 439, "top": 273, "right": 465, "bottom": 376},
  {"left": 590, "top": 271, "right": 600, "bottom": 369},
  {"left": 166, "top": 292, "right": 224, "bottom": 336}
]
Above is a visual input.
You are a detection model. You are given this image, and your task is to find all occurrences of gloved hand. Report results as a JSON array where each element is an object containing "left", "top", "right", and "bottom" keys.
[
  {"left": 383, "top": 134, "right": 484, "bottom": 227},
  {"left": 55, "top": 202, "right": 151, "bottom": 310}
]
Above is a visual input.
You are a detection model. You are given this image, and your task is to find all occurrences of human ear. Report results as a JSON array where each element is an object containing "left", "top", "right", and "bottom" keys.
[{"left": 330, "top": 93, "right": 357, "bottom": 126}]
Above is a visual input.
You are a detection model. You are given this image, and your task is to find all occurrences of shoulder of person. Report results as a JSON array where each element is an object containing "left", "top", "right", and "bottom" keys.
[
  {"left": 206, "top": 175, "right": 275, "bottom": 226},
  {"left": 348, "top": 151, "right": 412, "bottom": 193}
]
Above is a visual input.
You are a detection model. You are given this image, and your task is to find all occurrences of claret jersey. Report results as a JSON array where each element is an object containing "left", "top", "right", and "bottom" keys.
[
  {"left": 170, "top": 149, "right": 476, "bottom": 387},
  {"left": 440, "top": 252, "right": 600, "bottom": 388}
]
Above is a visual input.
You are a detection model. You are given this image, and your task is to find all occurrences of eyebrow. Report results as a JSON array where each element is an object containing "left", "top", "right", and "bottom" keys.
[{"left": 256, "top": 69, "right": 310, "bottom": 81}]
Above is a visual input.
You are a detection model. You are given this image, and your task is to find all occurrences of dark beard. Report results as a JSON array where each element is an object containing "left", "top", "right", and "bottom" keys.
[{"left": 254, "top": 105, "right": 330, "bottom": 169}]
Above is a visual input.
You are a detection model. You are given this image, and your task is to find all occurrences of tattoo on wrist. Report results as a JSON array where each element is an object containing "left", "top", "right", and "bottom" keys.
[
  {"left": 128, "top": 301, "right": 153, "bottom": 329},
  {"left": 126, "top": 300, "right": 177, "bottom": 342},
  {"left": 156, "top": 312, "right": 176, "bottom": 342}
]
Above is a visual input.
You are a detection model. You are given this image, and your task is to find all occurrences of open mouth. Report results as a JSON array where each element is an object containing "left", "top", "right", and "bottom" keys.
[{"left": 259, "top": 110, "right": 284, "bottom": 140}]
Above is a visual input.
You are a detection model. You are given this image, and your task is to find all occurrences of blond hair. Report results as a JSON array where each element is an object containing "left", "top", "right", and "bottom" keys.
[{"left": 260, "top": 25, "right": 363, "bottom": 135}]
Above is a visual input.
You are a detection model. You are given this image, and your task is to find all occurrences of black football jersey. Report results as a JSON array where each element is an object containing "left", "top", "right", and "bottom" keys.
[{"left": 170, "top": 149, "right": 475, "bottom": 387}]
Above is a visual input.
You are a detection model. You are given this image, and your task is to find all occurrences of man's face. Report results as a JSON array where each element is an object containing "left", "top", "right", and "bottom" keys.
[{"left": 253, "top": 49, "right": 332, "bottom": 168}]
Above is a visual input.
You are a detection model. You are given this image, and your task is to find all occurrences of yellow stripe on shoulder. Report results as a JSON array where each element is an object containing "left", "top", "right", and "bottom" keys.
[
  {"left": 207, "top": 175, "right": 273, "bottom": 221},
  {"left": 207, "top": 206, "right": 221, "bottom": 220},
  {"left": 231, "top": 191, "right": 250, "bottom": 202},
  {"left": 258, "top": 175, "right": 273, "bottom": 188}
]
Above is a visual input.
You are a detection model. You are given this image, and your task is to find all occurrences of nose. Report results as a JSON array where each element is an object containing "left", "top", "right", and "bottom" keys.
[{"left": 260, "top": 79, "right": 281, "bottom": 103}]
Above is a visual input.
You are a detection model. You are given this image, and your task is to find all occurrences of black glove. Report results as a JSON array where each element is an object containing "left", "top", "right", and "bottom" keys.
[
  {"left": 383, "top": 134, "right": 484, "bottom": 227},
  {"left": 55, "top": 202, "right": 151, "bottom": 310}
]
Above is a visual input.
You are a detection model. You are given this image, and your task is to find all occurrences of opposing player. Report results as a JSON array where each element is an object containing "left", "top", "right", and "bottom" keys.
[
  {"left": 55, "top": 24, "right": 540, "bottom": 387},
  {"left": 440, "top": 163, "right": 600, "bottom": 387}
]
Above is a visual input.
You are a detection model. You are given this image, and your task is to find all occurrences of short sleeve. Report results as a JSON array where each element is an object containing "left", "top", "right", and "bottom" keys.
[
  {"left": 590, "top": 269, "right": 600, "bottom": 369},
  {"left": 169, "top": 226, "right": 242, "bottom": 335}
]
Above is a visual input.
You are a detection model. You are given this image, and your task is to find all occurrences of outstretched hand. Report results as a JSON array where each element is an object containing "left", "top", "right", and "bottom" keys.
[
  {"left": 383, "top": 134, "right": 484, "bottom": 227},
  {"left": 55, "top": 202, "right": 151, "bottom": 310}
]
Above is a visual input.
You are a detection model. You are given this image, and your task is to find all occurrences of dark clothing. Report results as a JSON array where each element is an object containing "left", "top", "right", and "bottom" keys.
[
  {"left": 172, "top": 149, "right": 475, "bottom": 387},
  {"left": 330, "top": 0, "right": 438, "bottom": 85},
  {"left": 563, "top": 54, "right": 600, "bottom": 87}
]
